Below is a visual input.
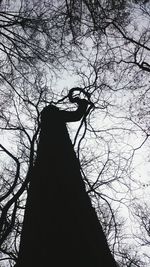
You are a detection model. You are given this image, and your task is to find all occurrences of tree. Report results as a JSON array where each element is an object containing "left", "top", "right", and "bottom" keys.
[{"left": 0, "top": 0, "right": 150, "bottom": 266}]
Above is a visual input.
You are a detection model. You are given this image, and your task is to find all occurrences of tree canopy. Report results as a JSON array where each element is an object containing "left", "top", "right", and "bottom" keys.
[{"left": 0, "top": 0, "right": 150, "bottom": 266}]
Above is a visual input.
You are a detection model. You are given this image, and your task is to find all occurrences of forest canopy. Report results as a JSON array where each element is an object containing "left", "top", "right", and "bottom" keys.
[{"left": 0, "top": 0, "right": 150, "bottom": 266}]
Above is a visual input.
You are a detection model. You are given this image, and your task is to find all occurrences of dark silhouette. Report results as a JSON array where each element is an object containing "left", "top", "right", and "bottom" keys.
[{"left": 15, "top": 89, "right": 117, "bottom": 267}]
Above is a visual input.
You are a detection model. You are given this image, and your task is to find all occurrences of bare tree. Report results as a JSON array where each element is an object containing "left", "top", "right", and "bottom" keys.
[{"left": 0, "top": 0, "right": 150, "bottom": 266}]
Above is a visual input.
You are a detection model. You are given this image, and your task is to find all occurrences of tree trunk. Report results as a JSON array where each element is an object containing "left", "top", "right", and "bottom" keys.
[{"left": 15, "top": 105, "right": 117, "bottom": 267}]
